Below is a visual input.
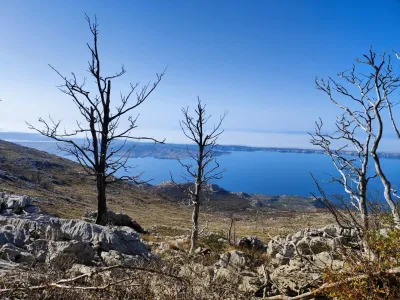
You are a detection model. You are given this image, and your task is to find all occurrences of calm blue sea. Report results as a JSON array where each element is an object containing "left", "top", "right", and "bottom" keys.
[
  {"left": 114, "top": 151, "right": 400, "bottom": 198},
  {"left": 12, "top": 140, "right": 400, "bottom": 198}
]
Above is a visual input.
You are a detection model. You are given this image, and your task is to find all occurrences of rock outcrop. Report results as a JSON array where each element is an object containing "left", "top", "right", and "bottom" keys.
[
  {"left": 0, "top": 193, "right": 150, "bottom": 271},
  {"left": 0, "top": 214, "right": 149, "bottom": 256},
  {"left": 0, "top": 193, "right": 41, "bottom": 214},
  {"left": 264, "top": 225, "right": 356, "bottom": 296}
]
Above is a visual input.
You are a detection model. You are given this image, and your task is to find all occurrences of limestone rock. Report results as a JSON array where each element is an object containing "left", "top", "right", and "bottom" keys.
[
  {"left": 313, "top": 251, "right": 343, "bottom": 270},
  {"left": 216, "top": 250, "right": 250, "bottom": 270},
  {"left": 3, "top": 195, "right": 31, "bottom": 210},
  {"left": 0, "top": 225, "right": 29, "bottom": 247},
  {"left": 179, "top": 263, "right": 213, "bottom": 287},
  {"left": 239, "top": 271, "right": 263, "bottom": 292},
  {"left": 237, "top": 236, "right": 263, "bottom": 250},
  {"left": 0, "top": 243, "right": 35, "bottom": 265},
  {"left": 48, "top": 240, "right": 95, "bottom": 266},
  {"left": 194, "top": 247, "right": 211, "bottom": 255},
  {"left": 100, "top": 250, "right": 141, "bottom": 267},
  {"left": 26, "top": 239, "right": 49, "bottom": 262},
  {"left": 271, "top": 264, "right": 321, "bottom": 296},
  {"left": 27, "top": 239, "right": 95, "bottom": 266},
  {"left": 23, "top": 205, "right": 42, "bottom": 214},
  {"left": 0, "top": 215, "right": 150, "bottom": 256},
  {"left": 67, "top": 263, "right": 97, "bottom": 277}
]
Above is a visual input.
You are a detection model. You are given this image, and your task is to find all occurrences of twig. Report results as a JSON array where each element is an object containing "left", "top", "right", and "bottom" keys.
[
  {"left": 261, "top": 266, "right": 400, "bottom": 300},
  {"left": 0, "top": 264, "right": 188, "bottom": 295}
]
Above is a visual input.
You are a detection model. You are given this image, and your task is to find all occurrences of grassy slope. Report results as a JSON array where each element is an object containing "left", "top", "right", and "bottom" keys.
[{"left": 0, "top": 139, "right": 334, "bottom": 241}]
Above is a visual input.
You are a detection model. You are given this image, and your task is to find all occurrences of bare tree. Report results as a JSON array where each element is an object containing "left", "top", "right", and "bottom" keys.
[
  {"left": 313, "top": 49, "right": 400, "bottom": 228},
  {"left": 310, "top": 114, "right": 373, "bottom": 230},
  {"left": 27, "top": 15, "right": 165, "bottom": 225},
  {"left": 356, "top": 50, "right": 400, "bottom": 227},
  {"left": 171, "top": 98, "right": 227, "bottom": 253}
]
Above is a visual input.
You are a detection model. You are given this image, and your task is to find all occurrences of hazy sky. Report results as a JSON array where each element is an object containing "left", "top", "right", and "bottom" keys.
[{"left": 1, "top": 0, "right": 400, "bottom": 149}]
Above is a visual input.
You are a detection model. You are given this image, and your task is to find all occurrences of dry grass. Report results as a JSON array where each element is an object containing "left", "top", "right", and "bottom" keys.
[{"left": 1, "top": 173, "right": 336, "bottom": 243}]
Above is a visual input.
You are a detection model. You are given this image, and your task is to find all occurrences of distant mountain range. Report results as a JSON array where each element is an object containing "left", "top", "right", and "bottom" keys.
[{"left": 1, "top": 131, "right": 400, "bottom": 160}]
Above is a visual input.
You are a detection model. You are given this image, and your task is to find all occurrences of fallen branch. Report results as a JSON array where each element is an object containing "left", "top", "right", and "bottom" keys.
[
  {"left": 0, "top": 264, "right": 188, "bottom": 295},
  {"left": 261, "top": 266, "right": 400, "bottom": 300}
]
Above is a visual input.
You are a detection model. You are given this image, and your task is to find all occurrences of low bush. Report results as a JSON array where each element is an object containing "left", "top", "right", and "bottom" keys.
[{"left": 323, "top": 228, "right": 400, "bottom": 300}]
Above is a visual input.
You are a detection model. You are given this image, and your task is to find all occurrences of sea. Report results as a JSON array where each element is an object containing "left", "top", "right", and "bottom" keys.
[{"left": 11, "top": 140, "right": 400, "bottom": 199}]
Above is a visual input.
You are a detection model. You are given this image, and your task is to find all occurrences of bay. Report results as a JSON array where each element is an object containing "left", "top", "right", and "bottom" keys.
[
  {"left": 114, "top": 151, "right": 400, "bottom": 199},
  {"left": 11, "top": 140, "right": 400, "bottom": 199}
]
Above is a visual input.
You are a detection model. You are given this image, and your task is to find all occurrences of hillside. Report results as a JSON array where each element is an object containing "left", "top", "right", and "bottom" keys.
[
  {"left": 145, "top": 181, "right": 324, "bottom": 212},
  {"left": 0, "top": 139, "right": 333, "bottom": 240}
]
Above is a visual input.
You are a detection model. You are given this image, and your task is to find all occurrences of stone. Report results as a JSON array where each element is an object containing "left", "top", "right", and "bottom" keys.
[
  {"left": 179, "top": 263, "right": 213, "bottom": 285},
  {"left": 26, "top": 239, "right": 49, "bottom": 262},
  {"left": 4, "top": 195, "right": 31, "bottom": 210},
  {"left": 267, "top": 237, "right": 283, "bottom": 258},
  {"left": 321, "top": 224, "right": 341, "bottom": 237},
  {"left": 313, "top": 251, "right": 343, "bottom": 270},
  {"left": 217, "top": 237, "right": 229, "bottom": 244},
  {"left": 27, "top": 239, "right": 95, "bottom": 266},
  {"left": 0, "top": 243, "right": 35, "bottom": 265},
  {"left": 239, "top": 272, "right": 263, "bottom": 292},
  {"left": 67, "top": 264, "right": 97, "bottom": 277},
  {"left": 213, "top": 267, "right": 240, "bottom": 284},
  {"left": 194, "top": 247, "right": 211, "bottom": 255},
  {"left": 271, "top": 253, "right": 290, "bottom": 266},
  {"left": 100, "top": 250, "right": 141, "bottom": 267},
  {"left": 213, "top": 267, "right": 262, "bottom": 293},
  {"left": 271, "top": 264, "right": 321, "bottom": 296},
  {"left": 0, "top": 225, "right": 29, "bottom": 247},
  {"left": 0, "top": 215, "right": 150, "bottom": 256},
  {"left": 48, "top": 240, "right": 95, "bottom": 266},
  {"left": 23, "top": 205, "right": 42, "bottom": 214},
  {"left": 216, "top": 250, "right": 250, "bottom": 270},
  {"left": 237, "top": 236, "right": 263, "bottom": 250}
]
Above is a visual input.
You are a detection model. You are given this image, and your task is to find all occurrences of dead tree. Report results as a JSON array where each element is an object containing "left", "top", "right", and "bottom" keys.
[
  {"left": 27, "top": 15, "right": 165, "bottom": 225},
  {"left": 313, "top": 49, "right": 400, "bottom": 228},
  {"left": 310, "top": 114, "right": 374, "bottom": 230},
  {"left": 171, "top": 98, "right": 227, "bottom": 253},
  {"left": 355, "top": 50, "right": 400, "bottom": 227}
]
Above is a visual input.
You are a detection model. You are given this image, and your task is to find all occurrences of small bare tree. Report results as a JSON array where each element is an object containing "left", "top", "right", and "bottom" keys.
[
  {"left": 27, "top": 15, "right": 165, "bottom": 225},
  {"left": 171, "top": 98, "right": 227, "bottom": 253},
  {"left": 312, "top": 49, "right": 400, "bottom": 228}
]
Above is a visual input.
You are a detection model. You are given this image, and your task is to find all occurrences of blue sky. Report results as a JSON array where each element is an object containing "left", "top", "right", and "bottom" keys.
[{"left": 1, "top": 0, "right": 400, "bottom": 149}]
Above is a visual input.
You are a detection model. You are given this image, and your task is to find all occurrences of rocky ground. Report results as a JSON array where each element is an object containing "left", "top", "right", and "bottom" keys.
[
  {"left": 0, "top": 191, "right": 359, "bottom": 299},
  {"left": 0, "top": 139, "right": 349, "bottom": 298}
]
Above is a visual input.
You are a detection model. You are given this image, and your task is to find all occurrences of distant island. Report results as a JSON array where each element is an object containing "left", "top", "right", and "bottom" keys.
[
  {"left": 215, "top": 145, "right": 400, "bottom": 160},
  {"left": 1, "top": 131, "right": 400, "bottom": 160}
]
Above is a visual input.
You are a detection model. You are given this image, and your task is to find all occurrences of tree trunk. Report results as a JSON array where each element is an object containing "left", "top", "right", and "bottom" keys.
[
  {"left": 95, "top": 81, "right": 111, "bottom": 226},
  {"left": 95, "top": 174, "right": 107, "bottom": 225},
  {"left": 371, "top": 102, "right": 400, "bottom": 228},
  {"left": 189, "top": 183, "right": 201, "bottom": 254},
  {"left": 359, "top": 179, "right": 369, "bottom": 230},
  {"left": 371, "top": 151, "right": 400, "bottom": 227}
]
